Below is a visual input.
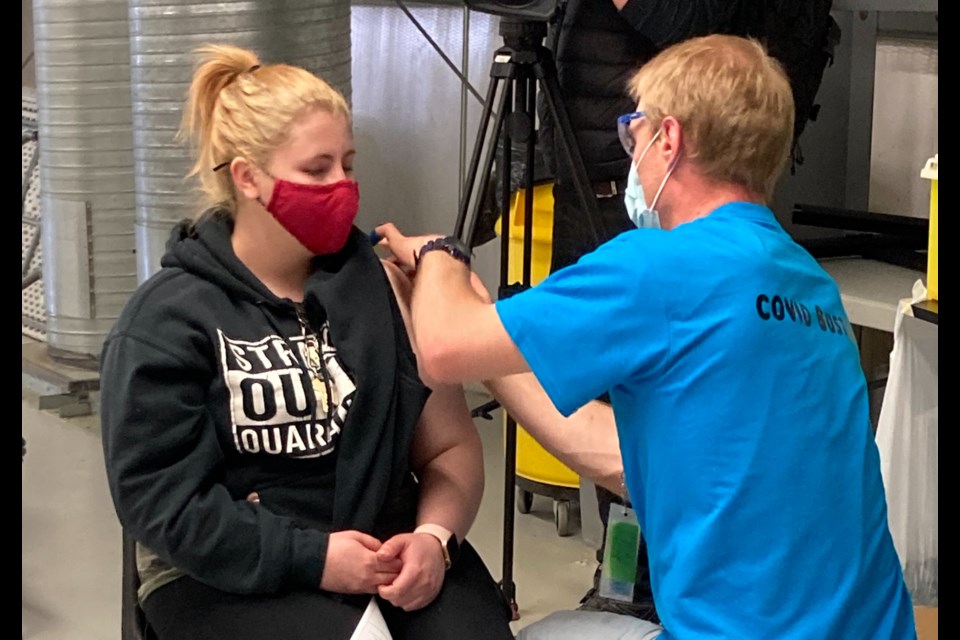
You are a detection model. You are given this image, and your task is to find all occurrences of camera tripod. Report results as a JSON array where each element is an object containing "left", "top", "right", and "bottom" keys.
[{"left": 453, "top": 17, "right": 604, "bottom": 620}]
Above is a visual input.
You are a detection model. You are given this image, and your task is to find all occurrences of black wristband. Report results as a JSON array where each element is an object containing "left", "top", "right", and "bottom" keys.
[{"left": 416, "top": 236, "right": 471, "bottom": 268}]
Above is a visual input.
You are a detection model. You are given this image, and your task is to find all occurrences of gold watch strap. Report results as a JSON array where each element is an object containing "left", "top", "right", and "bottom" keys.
[{"left": 414, "top": 523, "right": 454, "bottom": 568}]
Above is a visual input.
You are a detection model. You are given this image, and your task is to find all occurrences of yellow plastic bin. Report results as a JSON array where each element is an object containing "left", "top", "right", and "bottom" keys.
[
  {"left": 496, "top": 184, "right": 580, "bottom": 536},
  {"left": 921, "top": 154, "right": 938, "bottom": 301}
]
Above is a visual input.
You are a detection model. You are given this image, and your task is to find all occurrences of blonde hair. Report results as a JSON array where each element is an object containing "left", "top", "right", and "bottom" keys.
[
  {"left": 179, "top": 44, "right": 351, "bottom": 217},
  {"left": 628, "top": 35, "right": 794, "bottom": 200}
]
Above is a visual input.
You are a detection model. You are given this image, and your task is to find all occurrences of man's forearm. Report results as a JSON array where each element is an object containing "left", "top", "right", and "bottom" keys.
[
  {"left": 484, "top": 373, "right": 624, "bottom": 494},
  {"left": 412, "top": 252, "right": 529, "bottom": 383},
  {"left": 412, "top": 252, "right": 486, "bottom": 382}
]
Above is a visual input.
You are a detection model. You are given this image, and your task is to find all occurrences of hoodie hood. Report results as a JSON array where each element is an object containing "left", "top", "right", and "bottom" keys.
[{"left": 161, "top": 211, "right": 286, "bottom": 309}]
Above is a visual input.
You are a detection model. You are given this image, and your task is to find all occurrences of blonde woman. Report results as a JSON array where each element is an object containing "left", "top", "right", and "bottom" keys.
[{"left": 100, "top": 45, "right": 513, "bottom": 640}]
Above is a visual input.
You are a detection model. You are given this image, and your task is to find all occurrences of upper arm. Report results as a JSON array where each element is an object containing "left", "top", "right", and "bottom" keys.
[
  {"left": 101, "top": 331, "right": 220, "bottom": 520},
  {"left": 408, "top": 381, "right": 482, "bottom": 477},
  {"left": 382, "top": 258, "right": 527, "bottom": 385},
  {"left": 101, "top": 332, "right": 237, "bottom": 562},
  {"left": 381, "top": 260, "right": 435, "bottom": 386},
  {"left": 380, "top": 260, "right": 482, "bottom": 473}
]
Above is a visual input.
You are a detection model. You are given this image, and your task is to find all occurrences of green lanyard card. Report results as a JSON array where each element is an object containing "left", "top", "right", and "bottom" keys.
[{"left": 599, "top": 503, "right": 640, "bottom": 602}]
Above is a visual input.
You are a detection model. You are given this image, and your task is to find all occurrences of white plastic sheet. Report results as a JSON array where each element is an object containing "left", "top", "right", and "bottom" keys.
[{"left": 876, "top": 281, "right": 938, "bottom": 606}]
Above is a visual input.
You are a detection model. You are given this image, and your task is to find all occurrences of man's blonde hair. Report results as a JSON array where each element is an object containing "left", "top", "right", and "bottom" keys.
[
  {"left": 179, "top": 44, "right": 350, "bottom": 217},
  {"left": 628, "top": 35, "right": 794, "bottom": 200}
]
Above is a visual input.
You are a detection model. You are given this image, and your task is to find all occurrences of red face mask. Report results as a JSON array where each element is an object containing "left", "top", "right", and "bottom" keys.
[{"left": 263, "top": 178, "right": 360, "bottom": 256}]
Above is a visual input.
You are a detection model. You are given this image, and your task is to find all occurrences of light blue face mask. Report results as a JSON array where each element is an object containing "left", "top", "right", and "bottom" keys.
[{"left": 624, "top": 127, "right": 676, "bottom": 230}]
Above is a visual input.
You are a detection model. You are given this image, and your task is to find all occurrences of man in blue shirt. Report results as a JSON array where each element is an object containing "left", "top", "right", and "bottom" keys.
[{"left": 377, "top": 34, "right": 915, "bottom": 639}]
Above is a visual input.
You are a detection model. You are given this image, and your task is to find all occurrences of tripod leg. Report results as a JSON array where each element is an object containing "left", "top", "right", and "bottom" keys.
[
  {"left": 497, "top": 81, "right": 521, "bottom": 621},
  {"left": 451, "top": 52, "right": 521, "bottom": 616},
  {"left": 499, "top": 74, "right": 541, "bottom": 622},
  {"left": 497, "top": 81, "right": 514, "bottom": 290},
  {"left": 463, "top": 81, "right": 514, "bottom": 250},
  {"left": 535, "top": 59, "right": 604, "bottom": 249},
  {"left": 454, "top": 73, "right": 502, "bottom": 240},
  {"left": 502, "top": 414, "right": 520, "bottom": 621},
  {"left": 521, "top": 75, "right": 536, "bottom": 287}
]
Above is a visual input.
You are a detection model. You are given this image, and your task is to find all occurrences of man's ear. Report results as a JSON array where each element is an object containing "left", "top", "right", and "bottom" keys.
[
  {"left": 230, "top": 157, "right": 260, "bottom": 201},
  {"left": 659, "top": 116, "right": 683, "bottom": 164}
]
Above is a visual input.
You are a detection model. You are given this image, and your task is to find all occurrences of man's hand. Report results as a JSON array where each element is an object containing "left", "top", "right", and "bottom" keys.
[
  {"left": 374, "top": 223, "right": 441, "bottom": 272},
  {"left": 376, "top": 532, "right": 446, "bottom": 611},
  {"left": 319, "top": 531, "right": 402, "bottom": 594},
  {"left": 375, "top": 222, "right": 491, "bottom": 303}
]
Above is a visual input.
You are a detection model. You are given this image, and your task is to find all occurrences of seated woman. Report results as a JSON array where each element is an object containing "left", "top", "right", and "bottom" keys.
[{"left": 100, "top": 44, "right": 513, "bottom": 640}]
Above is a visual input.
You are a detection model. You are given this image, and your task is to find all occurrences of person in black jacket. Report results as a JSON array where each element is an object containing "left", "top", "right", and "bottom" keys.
[
  {"left": 540, "top": 0, "right": 736, "bottom": 622},
  {"left": 545, "top": 0, "right": 736, "bottom": 270},
  {"left": 99, "top": 44, "right": 512, "bottom": 640}
]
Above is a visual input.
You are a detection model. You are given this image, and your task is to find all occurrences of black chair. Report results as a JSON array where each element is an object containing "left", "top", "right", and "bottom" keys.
[{"left": 122, "top": 531, "right": 157, "bottom": 640}]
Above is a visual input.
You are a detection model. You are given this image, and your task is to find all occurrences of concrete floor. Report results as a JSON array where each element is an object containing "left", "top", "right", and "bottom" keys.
[{"left": 22, "top": 363, "right": 597, "bottom": 639}]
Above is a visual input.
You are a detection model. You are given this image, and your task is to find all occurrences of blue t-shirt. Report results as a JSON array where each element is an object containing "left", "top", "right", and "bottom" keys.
[{"left": 496, "top": 203, "right": 915, "bottom": 639}]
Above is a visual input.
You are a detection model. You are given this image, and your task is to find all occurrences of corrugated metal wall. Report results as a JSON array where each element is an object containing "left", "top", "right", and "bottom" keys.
[{"left": 33, "top": 0, "right": 137, "bottom": 364}]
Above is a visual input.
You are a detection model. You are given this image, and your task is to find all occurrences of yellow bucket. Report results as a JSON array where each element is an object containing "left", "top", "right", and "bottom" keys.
[
  {"left": 921, "top": 155, "right": 938, "bottom": 301},
  {"left": 496, "top": 184, "right": 579, "bottom": 489},
  {"left": 495, "top": 183, "right": 556, "bottom": 285}
]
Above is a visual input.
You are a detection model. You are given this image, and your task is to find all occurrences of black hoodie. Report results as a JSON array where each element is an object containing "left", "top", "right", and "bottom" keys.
[{"left": 100, "top": 212, "right": 430, "bottom": 594}]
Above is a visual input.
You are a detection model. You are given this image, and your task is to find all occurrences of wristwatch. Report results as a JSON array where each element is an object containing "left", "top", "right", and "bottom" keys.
[
  {"left": 416, "top": 236, "right": 471, "bottom": 268},
  {"left": 415, "top": 523, "right": 461, "bottom": 570}
]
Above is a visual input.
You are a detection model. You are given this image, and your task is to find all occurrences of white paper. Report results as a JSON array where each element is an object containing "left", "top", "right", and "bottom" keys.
[{"left": 348, "top": 597, "right": 393, "bottom": 640}]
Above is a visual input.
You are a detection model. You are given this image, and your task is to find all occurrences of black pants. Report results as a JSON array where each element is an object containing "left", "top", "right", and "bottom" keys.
[
  {"left": 549, "top": 182, "right": 634, "bottom": 273},
  {"left": 142, "top": 541, "right": 514, "bottom": 640}
]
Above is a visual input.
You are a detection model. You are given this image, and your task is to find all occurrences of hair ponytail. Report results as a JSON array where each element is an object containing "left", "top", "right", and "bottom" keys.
[{"left": 178, "top": 45, "right": 261, "bottom": 216}]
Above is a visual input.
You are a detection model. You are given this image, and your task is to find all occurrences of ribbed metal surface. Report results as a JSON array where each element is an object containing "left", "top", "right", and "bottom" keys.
[
  {"left": 22, "top": 89, "right": 46, "bottom": 342},
  {"left": 129, "top": 0, "right": 353, "bottom": 280},
  {"left": 33, "top": 0, "right": 137, "bottom": 362}
]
